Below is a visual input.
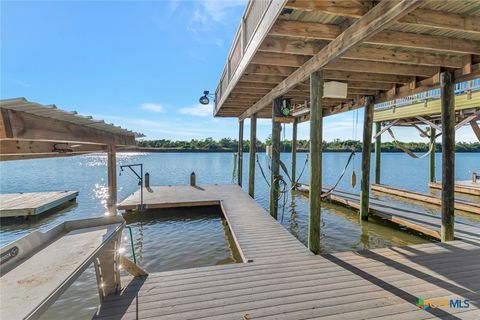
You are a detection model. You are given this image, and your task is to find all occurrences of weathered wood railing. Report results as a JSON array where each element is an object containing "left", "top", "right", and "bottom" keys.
[{"left": 214, "top": 0, "right": 284, "bottom": 115}]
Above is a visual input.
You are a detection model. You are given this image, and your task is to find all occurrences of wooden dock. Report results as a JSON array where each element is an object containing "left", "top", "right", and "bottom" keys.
[
  {"left": 94, "top": 185, "right": 480, "bottom": 319},
  {"left": 298, "top": 185, "right": 480, "bottom": 242},
  {"left": 0, "top": 191, "right": 78, "bottom": 218},
  {"left": 429, "top": 181, "right": 480, "bottom": 197},
  {"left": 372, "top": 184, "right": 480, "bottom": 215}
]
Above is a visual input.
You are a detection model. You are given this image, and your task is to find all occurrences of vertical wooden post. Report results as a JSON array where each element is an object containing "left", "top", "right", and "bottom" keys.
[
  {"left": 374, "top": 122, "right": 381, "bottom": 185},
  {"left": 248, "top": 113, "right": 257, "bottom": 197},
  {"left": 107, "top": 144, "right": 117, "bottom": 215},
  {"left": 308, "top": 70, "right": 323, "bottom": 254},
  {"left": 291, "top": 118, "right": 298, "bottom": 187},
  {"left": 95, "top": 232, "right": 122, "bottom": 300},
  {"left": 238, "top": 119, "right": 244, "bottom": 187},
  {"left": 360, "top": 96, "right": 374, "bottom": 220},
  {"left": 270, "top": 98, "right": 282, "bottom": 220},
  {"left": 441, "top": 71, "right": 455, "bottom": 242},
  {"left": 429, "top": 127, "right": 436, "bottom": 183}
]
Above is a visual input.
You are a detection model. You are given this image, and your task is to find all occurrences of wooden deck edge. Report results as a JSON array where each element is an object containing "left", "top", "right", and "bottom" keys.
[
  {"left": 372, "top": 184, "right": 480, "bottom": 215},
  {"left": 429, "top": 181, "right": 480, "bottom": 196},
  {"left": 118, "top": 200, "right": 220, "bottom": 211},
  {"left": 218, "top": 201, "right": 250, "bottom": 264}
]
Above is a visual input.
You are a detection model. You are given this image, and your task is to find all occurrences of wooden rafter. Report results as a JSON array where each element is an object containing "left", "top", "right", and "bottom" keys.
[
  {"left": 269, "top": 20, "right": 480, "bottom": 55},
  {"left": 285, "top": 1, "right": 480, "bottom": 34},
  {"left": 239, "top": 0, "right": 422, "bottom": 120}
]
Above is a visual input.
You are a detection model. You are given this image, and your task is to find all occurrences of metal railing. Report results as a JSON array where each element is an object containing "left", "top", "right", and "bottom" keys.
[
  {"left": 375, "top": 79, "right": 480, "bottom": 111},
  {"left": 214, "top": 0, "right": 274, "bottom": 114}
]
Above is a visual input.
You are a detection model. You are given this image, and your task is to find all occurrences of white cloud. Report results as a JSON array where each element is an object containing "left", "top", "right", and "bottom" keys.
[
  {"left": 180, "top": 103, "right": 213, "bottom": 117},
  {"left": 141, "top": 103, "right": 164, "bottom": 113}
]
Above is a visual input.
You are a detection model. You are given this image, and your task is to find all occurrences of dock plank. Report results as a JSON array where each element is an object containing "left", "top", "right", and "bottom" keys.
[
  {"left": 0, "top": 191, "right": 78, "bottom": 217},
  {"left": 94, "top": 185, "right": 480, "bottom": 320}
]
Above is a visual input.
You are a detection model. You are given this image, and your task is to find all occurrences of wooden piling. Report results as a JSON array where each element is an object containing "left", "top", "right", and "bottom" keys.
[
  {"left": 238, "top": 119, "right": 244, "bottom": 187},
  {"left": 248, "top": 113, "right": 257, "bottom": 197},
  {"left": 360, "top": 96, "right": 374, "bottom": 220},
  {"left": 291, "top": 118, "right": 298, "bottom": 187},
  {"left": 107, "top": 144, "right": 117, "bottom": 215},
  {"left": 374, "top": 122, "right": 381, "bottom": 185},
  {"left": 308, "top": 71, "right": 323, "bottom": 254},
  {"left": 430, "top": 127, "right": 436, "bottom": 183},
  {"left": 440, "top": 71, "right": 455, "bottom": 242},
  {"left": 270, "top": 98, "right": 282, "bottom": 220}
]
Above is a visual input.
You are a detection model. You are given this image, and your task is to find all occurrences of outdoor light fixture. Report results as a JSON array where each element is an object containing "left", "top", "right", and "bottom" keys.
[{"left": 199, "top": 90, "right": 214, "bottom": 105}]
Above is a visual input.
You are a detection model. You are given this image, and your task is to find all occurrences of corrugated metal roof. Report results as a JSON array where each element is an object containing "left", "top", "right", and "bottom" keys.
[{"left": 0, "top": 97, "right": 144, "bottom": 138}]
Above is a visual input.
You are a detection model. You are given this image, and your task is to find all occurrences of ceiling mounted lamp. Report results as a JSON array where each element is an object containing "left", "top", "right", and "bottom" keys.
[{"left": 199, "top": 90, "right": 214, "bottom": 105}]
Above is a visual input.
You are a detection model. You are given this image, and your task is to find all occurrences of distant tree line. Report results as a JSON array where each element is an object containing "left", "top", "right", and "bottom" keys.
[{"left": 136, "top": 138, "right": 480, "bottom": 152}]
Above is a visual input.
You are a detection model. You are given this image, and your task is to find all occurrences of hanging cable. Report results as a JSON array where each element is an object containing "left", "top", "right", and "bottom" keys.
[
  {"left": 321, "top": 149, "right": 356, "bottom": 199},
  {"left": 386, "top": 127, "right": 435, "bottom": 159}
]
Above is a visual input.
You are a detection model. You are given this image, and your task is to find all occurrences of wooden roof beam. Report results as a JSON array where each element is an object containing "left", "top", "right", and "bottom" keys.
[
  {"left": 239, "top": 0, "right": 422, "bottom": 120},
  {"left": 0, "top": 108, "right": 135, "bottom": 146},
  {"left": 285, "top": 1, "right": 480, "bottom": 34},
  {"left": 376, "top": 62, "right": 480, "bottom": 103},
  {"left": 251, "top": 52, "right": 441, "bottom": 77},
  {"left": 245, "top": 65, "right": 415, "bottom": 84},
  {"left": 0, "top": 140, "right": 107, "bottom": 159},
  {"left": 270, "top": 20, "right": 480, "bottom": 54},
  {"left": 259, "top": 37, "right": 465, "bottom": 68}
]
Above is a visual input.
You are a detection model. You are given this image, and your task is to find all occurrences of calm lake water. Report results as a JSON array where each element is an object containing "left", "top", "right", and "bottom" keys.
[{"left": 0, "top": 152, "right": 478, "bottom": 319}]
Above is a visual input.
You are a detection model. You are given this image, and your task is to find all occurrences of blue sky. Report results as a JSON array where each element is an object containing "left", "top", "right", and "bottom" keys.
[{"left": 1, "top": 0, "right": 476, "bottom": 142}]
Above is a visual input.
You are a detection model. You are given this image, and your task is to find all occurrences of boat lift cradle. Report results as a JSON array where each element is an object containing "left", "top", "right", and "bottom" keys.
[{"left": 0, "top": 216, "right": 133, "bottom": 320}]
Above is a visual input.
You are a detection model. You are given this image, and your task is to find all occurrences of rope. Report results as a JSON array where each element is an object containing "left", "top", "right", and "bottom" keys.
[
  {"left": 386, "top": 128, "right": 434, "bottom": 159},
  {"left": 294, "top": 154, "right": 309, "bottom": 186},
  {"left": 321, "top": 149, "right": 356, "bottom": 199},
  {"left": 256, "top": 154, "right": 270, "bottom": 187}
]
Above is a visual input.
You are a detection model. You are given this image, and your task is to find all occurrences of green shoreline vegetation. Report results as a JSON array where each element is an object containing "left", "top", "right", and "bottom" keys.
[{"left": 136, "top": 138, "right": 480, "bottom": 153}]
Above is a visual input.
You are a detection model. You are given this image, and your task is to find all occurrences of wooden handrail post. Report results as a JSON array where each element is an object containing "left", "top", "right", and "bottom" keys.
[
  {"left": 94, "top": 232, "right": 122, "bottom": 302},
  {"left": 360, "top": 96, "right": 374, "bottom": 220},
  {"left": 248, "top": 113, "right": 257, "bottom": 197},
  {"left": 308, "top": 70, "right": 323, "bottom": 254},
  {"left": 440, "top": 71, "right": 455, "bottom": 242}
]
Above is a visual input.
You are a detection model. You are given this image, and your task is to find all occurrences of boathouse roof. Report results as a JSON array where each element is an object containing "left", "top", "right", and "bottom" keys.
[
  {"left": 0, "top": 97, "right": 143, "bottom": 160},
  {"left": 213, "top": 0, "right": 480, "bottom": 120}
]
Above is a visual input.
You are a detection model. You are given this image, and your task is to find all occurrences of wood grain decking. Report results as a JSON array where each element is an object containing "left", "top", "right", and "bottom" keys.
[
  {"left": 298, "top": 185, "right": 480, "bottom": 242},
  {"left": 0, "top": 191, "right": 78, "bottom": 217},
  {"left": 94, "top": 184, "right": 480, "bottom": 319}
]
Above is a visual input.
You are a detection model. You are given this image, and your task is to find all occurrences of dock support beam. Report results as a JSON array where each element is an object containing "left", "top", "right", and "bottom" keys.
[
  {"left": 291, "top": 118, "right": 298, "bottom": 188},
  {"left": 270, "top": 98, "right": 282, "bottom": 220},
  {"left": 440, "top": 71, "right": 455, "bottom": 242},
  {"left": 374, "top": 122, "right": 381, "bottom": 185},
  {"left": 308, "top": 71, "right": 323, "bottom": 254},
  {"left": 107, "top": 144, "right": 117, "bottom": 215},
  {"left": 248, "top": 113, "right": 257, "bottom": 197},
  {"left": 430, "top": 127, "right": 436, "bottom": 183},
  {"left": 238, "top": 119, "right": 244, "bottom": 187},
  {"left": 360, "top": 96, "right": 374, "bottom": 220}
]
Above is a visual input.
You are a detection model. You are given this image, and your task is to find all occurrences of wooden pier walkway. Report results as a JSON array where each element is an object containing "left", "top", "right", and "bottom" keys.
[
  {"left": 94, "top": 185, "right": 480, "bottom": 320},
  {"left": 429, "top": 181, "right": 480, "bottom": 197},
  {"left": 0, "top": 191, "right": 78, "bottom": 218},
  {"left": 298, "top": 185, "right": 480, "bottom": 242},
  {"left": 371, "top": 184, "right": 480, "bottom": 215}
]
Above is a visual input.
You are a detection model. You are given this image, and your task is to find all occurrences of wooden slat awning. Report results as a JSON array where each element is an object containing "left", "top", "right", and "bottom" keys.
[
  {"left": 214, "top": 0, "right": 480, "bottom": 120},
  {"left": 0, "top": 97, "right": 144, "bottom": 160}
]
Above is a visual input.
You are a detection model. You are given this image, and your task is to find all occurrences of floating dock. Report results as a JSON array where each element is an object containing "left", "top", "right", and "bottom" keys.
[
  {"left": 429, "top": 181, "right": 480, "bottom": 197},
  {"left": 372, "top": 184, "right": 480, "bottom": 215},
  {"left": 297, "top": 185, "right": 480, "bottom": 242},
  {"left": 0, "top": 191, "right": 79, "bottom": 218},
  {"left": 93, "top": 185, "right": 480, "bottom": 319}
]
